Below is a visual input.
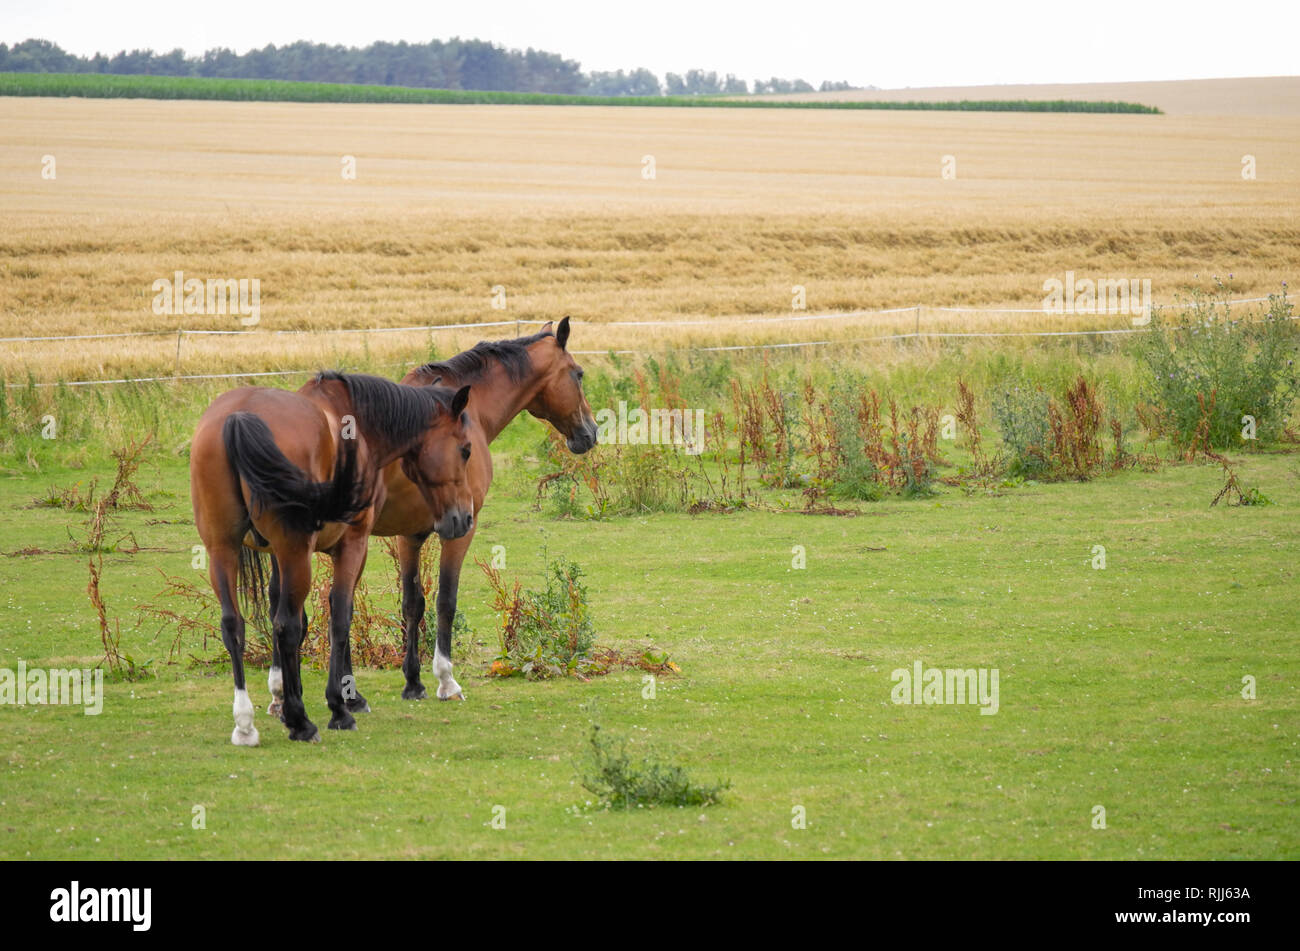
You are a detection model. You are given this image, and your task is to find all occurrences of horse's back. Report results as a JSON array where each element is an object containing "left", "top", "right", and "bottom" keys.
[
  {"left": 193, "top": 387, "right": 335, "bottom": 480},
  {"left": 190, "top": 387, "right": 341, "bottom": 546}
]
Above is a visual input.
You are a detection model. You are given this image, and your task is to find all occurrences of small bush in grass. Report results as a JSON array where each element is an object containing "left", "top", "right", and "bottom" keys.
[
  {"left": 885, "top": 400, "right": 938, "bottom": 497},
  {"left": 1137, "top": 289, "right": 1298, "bottom": 449},
  {"left": 543, "top": 471, "right": 599, "bottom": 519},
  {"left": 802, "top": 380, "right": 941, "bottom": 502},
  {"left": 991, "top": 376, "right": 1106, "bottom": 480},
  {"left": 827, "top": 381, "right": 884, "bottom": 500},
  {"left": 32, "top": 480, "right": 97, "bottom": 511},
  {"left": 480, "top": 555, "right": 595, "bottom": 679},
  {"left": 606, "top": 444, "right": 694, "bottom": 513},
  {"left": 733, "top": 377, "right": 800, "bottom": 489},
  {"left": 896, "top": 430, "right": 936, "bottom": 498},
  {"left": 991, "top": 382, "right": 1052, "bottom": 477},
  {"left": 1047, "top": 376, "right": 1105, "bottom": 479},
  {"left": 536, "top": 428, "right": 611, "bottom": 518},
  {"left": 580, "top": 724, "right": 729, "bottom": 809},
  {"left": 536, "top": 415, "right": 746, "bottom": 517}
]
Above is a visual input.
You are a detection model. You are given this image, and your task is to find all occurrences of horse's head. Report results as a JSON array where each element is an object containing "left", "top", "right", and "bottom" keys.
[
  {"left": 400, "top": 384, "right": 476, "bottom": 540},
  {"left": 526, "top": 316, "right": 598, "bottom": 454}
]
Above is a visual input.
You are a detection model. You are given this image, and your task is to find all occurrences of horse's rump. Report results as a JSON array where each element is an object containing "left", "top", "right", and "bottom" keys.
[{"left": 220, "top": 410, "right": 368, "bottom": 534}]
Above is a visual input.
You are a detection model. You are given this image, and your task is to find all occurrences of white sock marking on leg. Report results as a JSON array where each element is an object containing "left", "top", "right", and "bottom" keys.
[
  {"left": 266, "top": 666, "right": 283, "bottom": 715},
  {"left": 434, "top": 649, "right": 463, "bottom": 700},
  {"left": 232, "top": 687, "right": 259, "bottom": 746}
]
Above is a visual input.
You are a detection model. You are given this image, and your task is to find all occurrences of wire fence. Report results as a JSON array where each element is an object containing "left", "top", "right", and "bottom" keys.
[{"left": 1, "top": 295, "right": 1284, "bottom": 389}]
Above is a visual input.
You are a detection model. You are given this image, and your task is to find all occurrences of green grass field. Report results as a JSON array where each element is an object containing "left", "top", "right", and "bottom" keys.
[
  {"left": 0, "top": 72, "right": 1162, "bottom": 112},
  {"left": 1, "top": 406, "right": 1295, "bottom": 859}
]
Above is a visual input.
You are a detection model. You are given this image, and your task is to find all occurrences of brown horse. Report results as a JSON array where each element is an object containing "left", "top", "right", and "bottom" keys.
[
  {"left": 191, "top": 371, "right": 475, "bottom": 745},
  {"left": 370, "top": 317, "right": 596, "bottom": 702}
]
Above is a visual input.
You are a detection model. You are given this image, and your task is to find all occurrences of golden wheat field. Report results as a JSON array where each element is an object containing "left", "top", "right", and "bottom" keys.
[{"left": 1, "top": 76, "right": 1298, "bottom": 381}]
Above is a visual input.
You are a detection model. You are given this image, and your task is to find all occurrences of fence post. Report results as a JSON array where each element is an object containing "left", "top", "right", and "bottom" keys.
[
  {"left": 175, "top": 329, "right": 183, "bottom": 377},
  {"left": 914, "top": 306, "right": 921, "bottom": 339}
]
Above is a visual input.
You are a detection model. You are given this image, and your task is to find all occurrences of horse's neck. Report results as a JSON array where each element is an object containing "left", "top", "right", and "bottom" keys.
[
  {"left": 307, "top": 384, "right": 400, "bottom": 470},
  {"left": 352, "top": 408, "right": 422, "bottom": 470},
  {"left": 461, "top": 359, "right": 547, "bottom": 444}
]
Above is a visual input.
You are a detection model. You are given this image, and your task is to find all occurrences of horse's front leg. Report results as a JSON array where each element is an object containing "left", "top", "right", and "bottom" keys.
[
  {"left": 341, "top": 632, "right": 370, "bottom": 713},
  {"left": 433, "top": 527, "right": 475, "bottom": 701},
  {"left": 325, "top": 528, "right": 369, "bottom": 731},
  {"left": 399, "top": 533, "right": 429, "bottom": 700}
]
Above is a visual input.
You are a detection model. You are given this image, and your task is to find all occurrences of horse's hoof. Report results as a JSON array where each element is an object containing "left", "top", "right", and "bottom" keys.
[
  {"left": 267, "top": 699, "right": 283, "bottom": 718},
  {"left": 345, "top": 697, "right": 371, "bottom": 714},
  {"left": 289, "top": 724, "right": 321, "bottom": 743},
  {"left": 231, "top": 727, "right": 260, "bottom": 747},
  {"left": 437, "top": 683, "right": 465, "bottom": 702},
  {"left": 402, "top": 684, "right": 428, "bottom": 701},
  {"left": 328, "top": 714, "right": 357, "bottom": 731}
]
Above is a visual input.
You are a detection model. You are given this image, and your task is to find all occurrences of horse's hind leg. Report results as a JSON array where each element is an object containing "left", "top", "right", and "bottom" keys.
[
  {"left": 273, "top": 547, "right": 320, "bottom": 743},
  {"left": 266, "top": 556, "right": 284, "bottom": 717},
  {"left": 266, "top": 554, "right": 309, "bottom": 719},
  {"left": 211, "top": 544, "right": 258, "bottom": 747},
  {"left": 267, "top": 640, "right": 284, "bottom": 718}
]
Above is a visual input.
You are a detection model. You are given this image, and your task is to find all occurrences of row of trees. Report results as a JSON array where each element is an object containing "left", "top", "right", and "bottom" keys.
[{"left": 0, "top": 39, "right": 862, "bottom": 96}]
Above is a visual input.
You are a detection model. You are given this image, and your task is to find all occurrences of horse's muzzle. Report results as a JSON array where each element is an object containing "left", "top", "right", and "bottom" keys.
[
  {"left": 566, "top": 420, "right": 599, "bottom": 454},
  {"left": 434, "top": 509, "right": 474, "bottom": 540}
]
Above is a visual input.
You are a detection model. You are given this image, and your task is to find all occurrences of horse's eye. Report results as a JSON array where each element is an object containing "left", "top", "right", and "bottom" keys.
[{"left": 461, "top": 445, "right": 471, "bottom": 462}]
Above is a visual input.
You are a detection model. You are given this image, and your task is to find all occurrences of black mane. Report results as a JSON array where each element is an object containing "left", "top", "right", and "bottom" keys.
[
  {"left": 314, "top": 371, "right": 455, "bottom": 449},
  {"left": 414, "top": 329, "right": 551, "bottom": 384}
]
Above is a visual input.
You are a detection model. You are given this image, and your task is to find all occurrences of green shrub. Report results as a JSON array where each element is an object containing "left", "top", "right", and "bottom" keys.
[
  {"left": 826, "top": 380, "right": 883, "bottom": 501},
  {"left": 544, "top": 472, "right": 599, "bottom": 519},
  {"left": 580, "top": 724, "right": 730, "bottom": 809},
  {"left": 606, "top": 445, "right": 694, "bottom": 513},
  {"left": 1137, "top": 290, "right": 1298, "bottom": 448},
  {"left": 991, "top": 382, "right": 1052, "bottom": 477},
  {"left": 896, "top": 431, "right": 937, "bottom": 498},
  {"left": 481, "top": 556, "right": 596, "bottom": 679}
]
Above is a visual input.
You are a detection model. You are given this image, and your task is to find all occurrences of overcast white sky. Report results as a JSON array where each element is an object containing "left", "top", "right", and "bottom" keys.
[{"left": 3, "top": 0, "right": 1296, "bottom": 89}]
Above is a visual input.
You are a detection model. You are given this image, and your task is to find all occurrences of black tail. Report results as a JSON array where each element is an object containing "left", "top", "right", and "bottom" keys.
[
  {"left": 237, "top": 546, "right": 269, "bottom": 642},
  {"left": 221, "top": 411, "right": 369, "bottom": 535}
]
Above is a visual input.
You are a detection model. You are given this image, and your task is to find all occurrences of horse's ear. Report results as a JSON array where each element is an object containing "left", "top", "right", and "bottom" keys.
[
  {"left": 539, "top": 321, "right": 554, "bottom": 335},
  {"left": 556, "top": 315, "right": 571, "bottom": 350},
  {"left": 451, "top": 385, "right": 471, "bottom": 418}
]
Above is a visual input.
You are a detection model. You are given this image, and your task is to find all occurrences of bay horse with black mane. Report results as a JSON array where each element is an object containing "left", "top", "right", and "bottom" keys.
[
  {"left": 190, "top": 371, "right": 475, "bottom": 745},
  {"left": 262, "top": 317, "right": 595, "bottom": 707},
  {"left": 383, "top": 316, "right": 596, "bottom": 701}
]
